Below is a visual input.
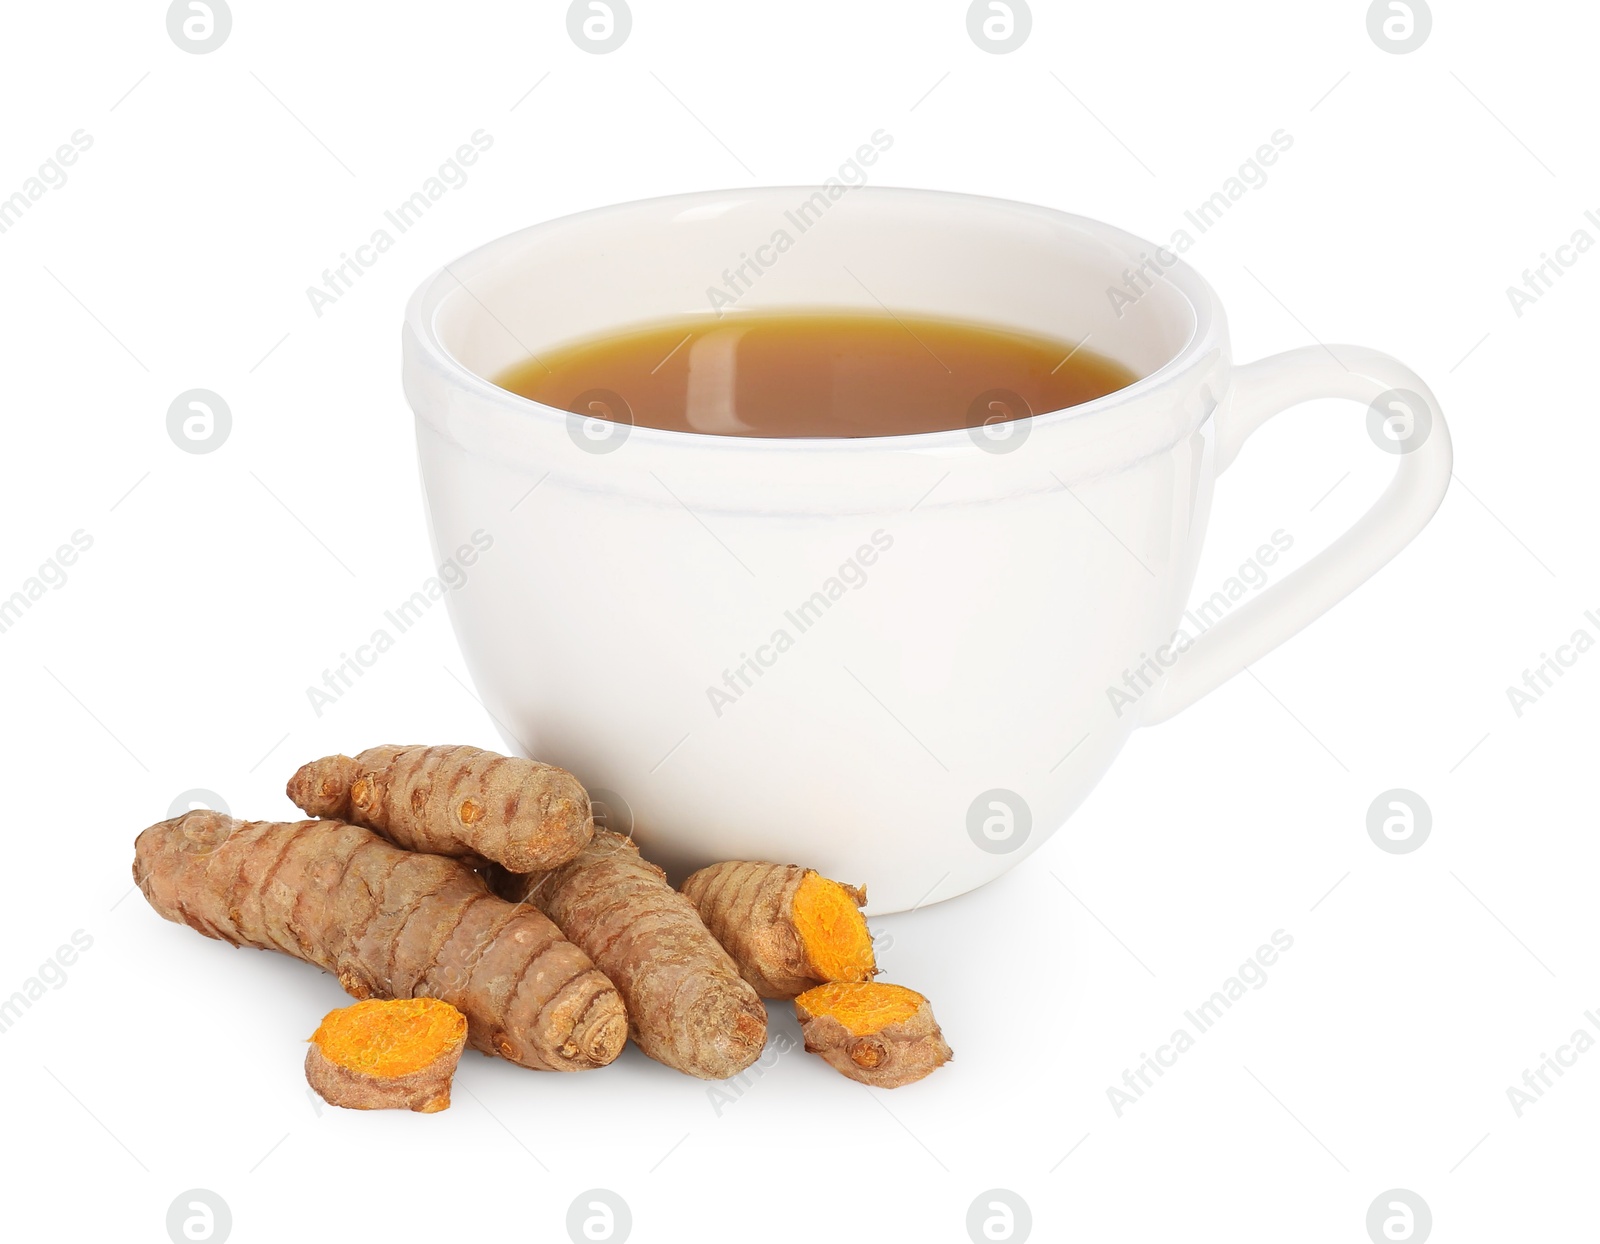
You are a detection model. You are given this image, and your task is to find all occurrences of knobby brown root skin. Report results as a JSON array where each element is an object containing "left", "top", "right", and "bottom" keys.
[
  {"left": 286, "top": 744, "right": 593, "bottom": 873},
  {"left": 305, "top": 998, "right": 467, "bottom": 1112},
  {"left": 134, "top": 811, "right": 627, "bottom": 1071},
  {"left": 680, "top": 861, "right": 876, "bottom": 999},
  {"left": 794, "top": 982, "right": 952, "bottom": 1088},
  {"left": 495, "top": 831, "right": 768, "bottom": 1080}
]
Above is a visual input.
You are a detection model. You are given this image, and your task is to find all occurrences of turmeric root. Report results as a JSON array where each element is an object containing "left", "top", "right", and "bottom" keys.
[
  {"left": 680, "top": 861, "right": 876, "bottom": 999},
  {"left": 495, "top": 831, "right": 768, "bottom": 1080},
  {"left": 306, "top": 998, "right": 467, "bottom": 1113},
  {"left": 134, "top": 810, "right": 627, "bottom": 1071},
  {"left": 287, "top": 744, "right": 592, "bottom": 873},
  {"left": 794, "top": 982, "right": 951, "bottom": 1088}
]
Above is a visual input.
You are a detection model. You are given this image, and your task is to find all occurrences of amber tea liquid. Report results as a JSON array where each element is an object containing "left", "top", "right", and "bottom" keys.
[{"left": 492, "top": 310, "right": 1138, "bottom": 438}]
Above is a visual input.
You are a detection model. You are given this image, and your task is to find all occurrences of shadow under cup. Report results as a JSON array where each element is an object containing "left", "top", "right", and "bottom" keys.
[{"left": 403, "top": 187, "right": 1231, "bottom": 913}]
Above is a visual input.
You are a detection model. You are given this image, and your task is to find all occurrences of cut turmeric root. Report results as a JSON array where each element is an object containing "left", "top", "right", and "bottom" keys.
[
  {"left": 794, "top": 982, "right": 952, "bottom": 1088},
  {"left": 496, "top": 831, "right": 768, "bottom": 1080},
  {"left": 134, "top": 810, "right": 627, "bottom": 1071},
  {"left": 306, "top": 998, "right": 467, "bottom": 1113},
  {"left": 287, "top": 744, "right": 592, "bottom": 873},
  {"left": 681, "top": 861, "right": 876, "bottom": 999}
]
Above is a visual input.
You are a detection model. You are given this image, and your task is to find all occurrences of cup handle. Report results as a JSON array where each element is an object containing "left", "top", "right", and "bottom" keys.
[{"left": 1143, "top": 345, "right": 1452, "bottom": 725}]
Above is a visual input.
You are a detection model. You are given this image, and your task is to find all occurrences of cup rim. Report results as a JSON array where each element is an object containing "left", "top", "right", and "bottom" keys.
[{"left": 404, "top": 185, "right": 1227, "bottom": 454}]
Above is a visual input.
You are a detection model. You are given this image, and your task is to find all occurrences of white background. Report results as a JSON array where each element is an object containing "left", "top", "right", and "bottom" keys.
[{"left": 1, "top": 1, "right": 1593, "bottom": 1241}]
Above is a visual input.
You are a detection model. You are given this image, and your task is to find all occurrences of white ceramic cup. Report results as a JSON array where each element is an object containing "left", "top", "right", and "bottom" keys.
[{"left": 403, "top": 187, "right": 1451, "bottom": 913}]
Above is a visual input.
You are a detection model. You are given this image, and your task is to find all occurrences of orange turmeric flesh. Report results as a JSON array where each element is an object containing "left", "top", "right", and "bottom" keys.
[
  {"left": 794, "top": 982, "right": 951, "bottom": 1089},
  {"left": 796, "top": 981, "right": 923, "bottom": 1035},
  {"left": 307, "top": 998, "right": 468, "bottom": 1113},
  {"left": 311, "top": 998, "right": 467, "bottom": 1079},
  {"left": 681, "top": 862, "right": 876, "bottom": 999},
  {"left": 792, "top": 872, "right": 876, "bottom": 984}
]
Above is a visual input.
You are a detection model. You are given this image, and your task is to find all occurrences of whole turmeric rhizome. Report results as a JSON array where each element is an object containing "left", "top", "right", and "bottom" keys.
[{"left": 133, "top": 743, "right": 951, "bottom": 1109}]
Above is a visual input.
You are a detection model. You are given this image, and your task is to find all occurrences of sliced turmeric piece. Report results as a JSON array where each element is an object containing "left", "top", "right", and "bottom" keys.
[
  {"left": 287, "top": 744, "right": 592, "bottom": 873},
  {"left": 794, "top": 982, "right": 952, "bottom": 1088},
  {"left": 306, "top": 998, "right": 468, "bottom": 1113},
  {"left": 681, "top": 861, "right": 876, "bottom": 999},
  {"left": 496, "top": 832, "right": 768, "bottom": 1080},
  {"left": 134, "top": 810, "right": 627, "bottom": 1071}
]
